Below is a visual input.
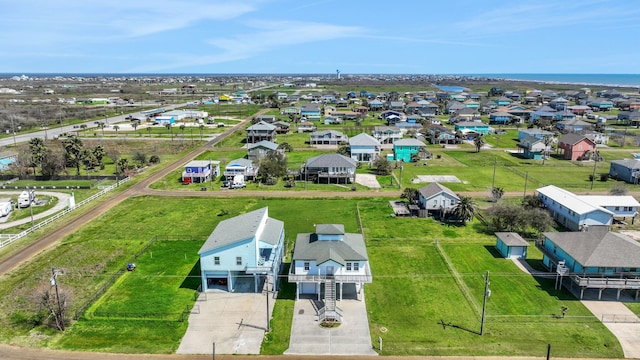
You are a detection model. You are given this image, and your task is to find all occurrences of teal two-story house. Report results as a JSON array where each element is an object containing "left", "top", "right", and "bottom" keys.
[{"left": 393, "top": 138, "right": 426, "bottom": 162}]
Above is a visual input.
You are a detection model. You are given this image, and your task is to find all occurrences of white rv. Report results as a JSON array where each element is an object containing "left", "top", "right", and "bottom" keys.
[
  {"left": 0, "top": 202, "right": 12, "bottom": 217},
  {"left": 18, "top": 190, "right": 35, "bottom": 208}
]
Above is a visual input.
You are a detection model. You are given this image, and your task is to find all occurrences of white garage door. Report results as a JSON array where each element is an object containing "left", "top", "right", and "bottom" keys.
[{"left": 509, "top": 246, "right": 524, "bottom": 258}]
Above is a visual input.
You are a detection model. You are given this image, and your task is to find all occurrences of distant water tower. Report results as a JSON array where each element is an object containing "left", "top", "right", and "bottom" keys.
[{"left": 336, "top": 69, "right": 341, "bottom": 80}]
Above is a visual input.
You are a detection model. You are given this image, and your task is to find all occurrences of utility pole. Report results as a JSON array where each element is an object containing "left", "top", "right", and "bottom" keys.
[
  {"left": 591, "top": 158, "right": 597, "bottom": 190},
  {"left": 264, "top": 275, "right": 271, "bottom": 332},
  {"left": 480, "top": 270, "right": 490, "bottom": 335},
  {"left": 523, "top": 172, "right": 528, "bottom": 200},
  {"left": 50, "top": 267, "right": 64, "bottom": 331},
  {"left": 491, "top": 157, "right": 497, "bottom": 189}
]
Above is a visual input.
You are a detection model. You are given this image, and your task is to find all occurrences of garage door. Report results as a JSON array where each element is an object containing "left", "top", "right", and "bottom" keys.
[
  {"left": 509, "top": 246, "right": 524, "bottom": 258},
  {"left": 300, "top": 282, "right": 316, "bottom": 294}
]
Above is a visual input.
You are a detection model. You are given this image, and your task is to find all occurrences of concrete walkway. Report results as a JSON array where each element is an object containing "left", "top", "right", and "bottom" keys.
[
  {"left": 177, "top": 290, "right": 273, "bottom": 355},
  {"left": 355, "top": 174, "right": 381, "bottom": 189},
  {"left": 285, "top": 294, "right": 377, "bottom": 356}
]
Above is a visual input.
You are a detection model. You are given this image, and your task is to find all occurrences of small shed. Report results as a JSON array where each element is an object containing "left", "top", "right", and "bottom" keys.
[{"left": 495, "top": 232, "right": 529, "bottom": 259}]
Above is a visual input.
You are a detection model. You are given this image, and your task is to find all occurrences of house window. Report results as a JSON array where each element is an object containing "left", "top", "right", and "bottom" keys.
[
  {"left": 236, "top": 257, "right": 242, "bottom": 266},
  {"left": 214, "top": 256, "right": 220, "bottom": 265},
  {"left": 346, "top": 262, "right": 352, "bottom": 271},
  {"left": 354, "top": 262, "right": 359, "bottom": 271},
  {"left": 304, "top": 262, "right": 310, "bottom": 271},
  {"left": 615, "top": 207, "right": 620, "bottom": 211},
  {"left": 433, "top": 200, "right": 437, "bottom": 206}
]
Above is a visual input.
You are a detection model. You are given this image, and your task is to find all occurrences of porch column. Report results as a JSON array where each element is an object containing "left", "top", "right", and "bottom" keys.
[
  {"left": 317, "top": 282, "right": 321, "bottom": 301},
  {"left": 296, "top": 283, "right": 299, "bottom": 300},
  {"left": 254, "top": 275, "right": 258, "bottom": 293},
  {"left": 339, "top": 282, "right": 343, "bottom": 301}
]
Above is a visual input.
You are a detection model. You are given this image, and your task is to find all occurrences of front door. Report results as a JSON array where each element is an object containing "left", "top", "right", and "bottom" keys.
[{"left": 326, "top": 266, "right": 334, "bottom": 276}]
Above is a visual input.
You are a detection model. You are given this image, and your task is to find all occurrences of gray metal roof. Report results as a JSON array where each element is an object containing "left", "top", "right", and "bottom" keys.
[
  {"left": 292, "top": 232, "right": 368, "bottom": 265},
  {"left": 198, "top": 207, "right": 282, "bottom": 254},
  {"left": 305, "top": 153, "right": 356, "bottom": 168},
  {"left": 418, "top": 182, "right": 459, "bottom": 201},
  {"left": 495, "top": 232, "right": 529, "bottom": 247},
  {"left": 260, "top": 218, "right": 284, "bottom": 245},
  {"left": 247, "top": 121, "right": 276, "bottom": 131},
  {"left": 543, "top": 231, "right": 640, "bottom": 268},
  {"left": 611, "top": 159, "right": 640, "bottom": 170},
  {"left": 316, "top": 224, "right": 344, "bottom": 235},
  {"left": 393, "top": 138, "right": 426, "bottom": 147},
  {"left": 558, "top": 133, "right": 592, "bottom": 146},
  {"left": 349, "top": 133, "right": 380, "bottom": 146},
  {"left": 248, "top": 140, "right": 278, "bottom": 151}
]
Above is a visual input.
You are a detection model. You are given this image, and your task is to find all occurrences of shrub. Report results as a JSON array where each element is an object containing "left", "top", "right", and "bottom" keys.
[{"left": 149, "top": 155, "right": 160, "bottom": 164}]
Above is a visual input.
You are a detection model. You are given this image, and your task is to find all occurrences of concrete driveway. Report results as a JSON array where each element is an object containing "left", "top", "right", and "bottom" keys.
[
  {"left": 355, "top": 174, "right": 381, "bottom": 189},
  {"left": 285, "top": 293, "right": 377, "bottom": 356},
  {"left": 582, "top": 300, "right": 640, "bottom": 359},
  {"left": 177, "top": 289, "right": 273, "bottom": 355}
]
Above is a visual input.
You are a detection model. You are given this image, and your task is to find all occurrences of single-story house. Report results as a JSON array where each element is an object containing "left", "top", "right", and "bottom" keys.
[
  {"left": 610, "top": 159, "right": 640, "bottom": 184},
  {"left": 297, "top": 121, "right": 317, "bottom": 133},
  {"left": 224, "top": 158, "right": 257, "bottom": 180},
  {"left": 417, "top": 182, "right": 460, "bottom": 218},
  {"left": 495, "top": 232, "right": 529, "bottom": 259},
  {"left": 198, "top": 207, "right": 284, "bottom": 292},
  {"left": 537, "top": 185, "right": 613, "bottom": 231},
  {"left": 454, "top": 121, "right": 490, "bottom": 135},
  {"left": 247, "top": 140, "right": 280, "bottom": 162},
  {"left": 517, "top": 128, "right": 554, "bottom": 141},
  {"left": 310, "top": 130, "right": 348, "bottom": 146},
  {"left": 181, "top": 160, "right": 220, "bottom": 184}
]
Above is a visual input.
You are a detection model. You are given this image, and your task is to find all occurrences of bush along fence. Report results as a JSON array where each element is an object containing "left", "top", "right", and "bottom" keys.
[{"left": 0, "top": 176, "right": 131, "bottom": 248}]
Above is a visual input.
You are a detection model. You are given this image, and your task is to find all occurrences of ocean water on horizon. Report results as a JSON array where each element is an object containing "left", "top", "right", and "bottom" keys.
[{"left": 463, "top": 73, "right": 640, "bottom": 88}]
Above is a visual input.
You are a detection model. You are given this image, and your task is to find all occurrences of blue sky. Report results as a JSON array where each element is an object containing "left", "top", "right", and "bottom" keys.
[{"left": 1, "top": 0, "right": 639, "bottom": 74}]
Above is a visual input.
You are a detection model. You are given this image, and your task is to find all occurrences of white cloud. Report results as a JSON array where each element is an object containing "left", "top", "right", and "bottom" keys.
[{"left": 132, "top": 20, "right": 365, "bottom": 72}]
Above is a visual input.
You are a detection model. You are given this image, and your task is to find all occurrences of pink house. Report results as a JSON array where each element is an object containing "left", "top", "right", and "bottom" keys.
[{"left": 558, "top": 134, "right": 596, "bottom": 161}]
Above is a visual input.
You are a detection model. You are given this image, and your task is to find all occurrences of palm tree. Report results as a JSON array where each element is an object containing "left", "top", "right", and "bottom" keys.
[
  {"left": 199, "top": 124, "right": 204, "bottom": 141},
  {"left": 97, "top": 121, "right": 106, "bottom": 137},
  {"left": 166, "top": 123, "right": 173, "bottom": 140},
  {"left": 93, "top": 145, "right": 106, "bottom": 169},
  {"left": 451, "top": 196, "right": 477, "bottom": 225},
  {"left": 116, "top": 158, "right": 129, "bottom": 175},
  {"left": 147, "top": 126, "right": 152, "bottom": 137},
  {"left": 179, "top": 124, "right": 186, "bottom": 143},
  {"left": 28, "top": 137, "right": 46, "bottom": 175},
  {"left": 62, "top": 136, "right": 83, "bottom": 175},
  {"left": 79, "top": 124, "right": 87, "bottom": 134},
  {"left": 113, "top": 125, "right": 120, "bottom": 137},
  {"left": 131, "top": 121, "right": 138, "bottom": 134},
  {"left": 473, "top": 134, "right": 485, "bottom": 152}
]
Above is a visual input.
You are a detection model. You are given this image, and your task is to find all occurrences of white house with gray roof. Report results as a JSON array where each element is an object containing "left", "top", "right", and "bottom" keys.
[
  {"left": 289, "top": 224, "right": 372, "bottom": 321},
  {"left": 417, "top": 182, "right": 460, "bottom": 218},
  {"left": 349, "top": 132, "right": 381, "bottom": 163},
  {"left": 198, "top": 207, "right": 284, "bottom": 293},
  {"left": 537, "top": 185, "right": 613, "bottom": 231}
]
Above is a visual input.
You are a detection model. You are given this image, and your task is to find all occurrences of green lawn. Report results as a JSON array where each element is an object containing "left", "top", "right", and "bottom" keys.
[{"left": 365, "top": 238, "right": 622, "bottom": 357}]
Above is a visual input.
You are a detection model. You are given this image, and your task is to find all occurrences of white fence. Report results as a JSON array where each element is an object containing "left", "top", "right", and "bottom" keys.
[{"left": 0, "top": 177, "right": 131, "bottom": 248}]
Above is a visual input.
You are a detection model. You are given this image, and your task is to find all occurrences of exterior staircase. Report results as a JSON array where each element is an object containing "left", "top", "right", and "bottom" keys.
[{"left": 318, "top": 276, "right": 342, "bottom": 322}]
